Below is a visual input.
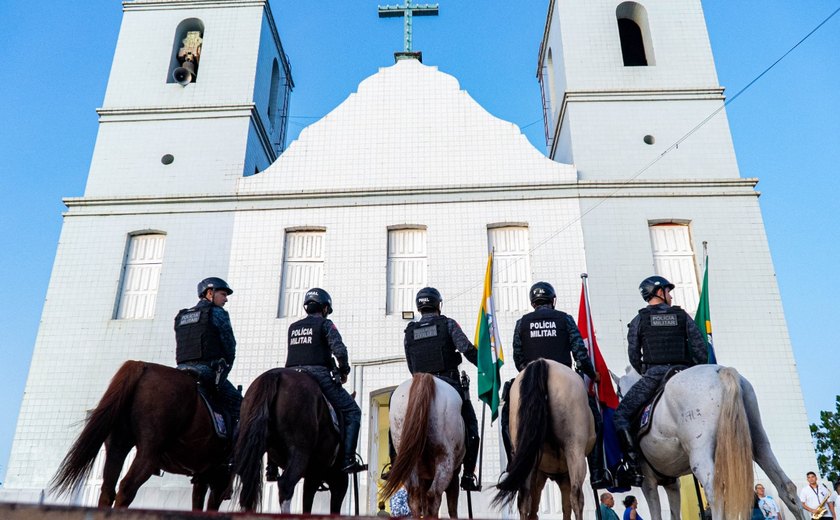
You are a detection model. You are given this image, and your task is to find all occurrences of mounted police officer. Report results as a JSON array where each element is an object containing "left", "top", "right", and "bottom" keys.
[
  {"left": 613, "top": 276, "right": 709, "bottom": 486},
  {"left": 403, "top": 287, "right": 481, "bottom": 492},
  {"left": 175, "top": 277, "right": 242, "bottom": 435},
  {"left": 501, "top": 281, "right": 610, "bottom": 488},
  {"left": 284, "top": 288, "right": 365, "bottom": 474}
]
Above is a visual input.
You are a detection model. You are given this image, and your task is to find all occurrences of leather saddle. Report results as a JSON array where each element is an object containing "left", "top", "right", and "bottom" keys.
[{"left": 178, "top": 365, "right": 230, "bottom": 439}]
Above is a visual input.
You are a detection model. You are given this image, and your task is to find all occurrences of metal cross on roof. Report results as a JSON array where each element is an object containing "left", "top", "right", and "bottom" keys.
[{"left": 378, "top": 0, "right": 439, "bottom": 53}]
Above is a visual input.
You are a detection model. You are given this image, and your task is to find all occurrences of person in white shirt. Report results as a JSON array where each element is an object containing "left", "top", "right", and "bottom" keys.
[
  {"left": 799, "top": 471, "right": 835, "bottom": 519},
  {"left": 834, "top": 482, "right": 840, "bottom": 517},
  {"left": 755, "top": 483, "right": 783, "bottom": 519}
]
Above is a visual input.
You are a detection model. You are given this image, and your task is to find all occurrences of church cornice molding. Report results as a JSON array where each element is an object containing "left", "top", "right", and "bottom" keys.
[
  {"left": 549, "top": 87, "right": 726, "bottom": 159},
  {"left": 96, "top": 103, "right": 276, "bottom": 162},
  {"left": 97, "top": 104, "right": 256, "bottom": 121},
  {"left": 63, "top": 178, "right": 759, "bottom": 216},
  {"left": 123, "top": 0, "right": 266, "bottom": 12}
]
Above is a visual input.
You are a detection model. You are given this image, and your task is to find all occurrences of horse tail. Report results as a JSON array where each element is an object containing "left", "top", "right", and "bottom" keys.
[
  {"left": 51, "top": 360, "right": 147, "bottom": 496},
  {"left": 713, "top": 366, "right": 754, "bottom": 519},
  {"left": 493, "top": 359, "right": 549, "bottom": 507},
  {"left": 380, "top": 373, "right": 436, "bottom": 500},
  {"left": 235, "top": 369, "right": 281, "bottom": 511}
]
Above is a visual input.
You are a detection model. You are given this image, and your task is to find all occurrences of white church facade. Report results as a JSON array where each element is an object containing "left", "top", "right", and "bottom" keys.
[{"left": 2, "top": 0, "right": 815, "bottom": 517}]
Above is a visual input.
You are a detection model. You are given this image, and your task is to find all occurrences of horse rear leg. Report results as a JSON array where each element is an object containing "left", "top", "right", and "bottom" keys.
[
  {"left": 325, "top": 471, "right": 348, "bottom": 514},
  {"left": 565, "top": 450, "right": 588, "bottom": 519},
  {"left": 520, "top": 470, "right": 546, "bottom": 520},
  {"left": 191, "top": 481, "right": 208, "bottom": 510},
  {"left": 742, "top": 380, "right": 802, "bottom": 518},
  {"left": 276, "top": 448, "right": 310, "bottom": 513},
  {"left": 640, "top": 471, "right": 666, "bottom": 520},
  {"left": 662, "top": 479, "right": 682, "bottom": 520},
  {"left": 113, "top": 452, "right": 159, "bottom": 507},
  {"left": 445, "top": 473, "right": 460, "bottom": 519},
  {"left": 302, "top": 475, "right": 319, "bottom": 514},
  {"left": 98, "top": 438, "right": 133, "bottom": 507}
]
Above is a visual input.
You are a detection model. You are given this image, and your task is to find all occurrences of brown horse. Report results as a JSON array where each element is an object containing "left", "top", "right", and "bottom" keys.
[
  {"left": 379, "top": 373, "right": 464, "bottom": 518},
  {"left": 51, "top": 360, "right": 232, "bottom": 510},
  {"left": 494, "top": 359, "right": 595, "bottom": 520},
  {"left": 234, "top": 368, "right": 348, "bottom": 514}
]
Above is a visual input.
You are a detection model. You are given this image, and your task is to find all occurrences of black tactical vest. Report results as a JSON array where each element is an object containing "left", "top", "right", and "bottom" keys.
[
  {"left": 404, "top": 316, "right": 462, "bottom": 374},
  {"left": 286, "top": 315, "right": 332, "bottom": 368},
  {"left": 519, "top": 307, "right": 572, "bottom": 367},
  {"left": 174, "top": 300, "right": 225, "bottom": 364},
  {"left": 638, "top": 306, "right": 693, "bottom": 366}
]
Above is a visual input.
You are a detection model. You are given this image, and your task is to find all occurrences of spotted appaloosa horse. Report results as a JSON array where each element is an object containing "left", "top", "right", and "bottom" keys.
[
  {"left": 52, "top": 360, "right": 232, "bottom": 510},
  {"left": 494, "top": 359, "right": 595, "bottom": 520},
  {"left": 380, "top": 373, "right": 465, "bottom": 518},
  {"left": 618, "top": 365, "right": 806, "bottom": 520},
  {"left": 234, "top": 368, "right": 348, "bottom": 514}
]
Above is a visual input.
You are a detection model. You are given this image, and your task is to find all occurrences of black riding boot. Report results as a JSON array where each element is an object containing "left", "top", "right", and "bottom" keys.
[
  {"left": 617, "top": 429, "right": 644, "bottom": 486},
  {"left": 341, "top": 417, "right": 366, "bottom": 473},
  {"left": 460, "top": 402, "right": 481, "bottom": 492},
  {"left": 587, "top": 396, "right": 611, "bottom": 488},
  {"left": 500, "top": 380, "right": 513, "bottom": 469}
]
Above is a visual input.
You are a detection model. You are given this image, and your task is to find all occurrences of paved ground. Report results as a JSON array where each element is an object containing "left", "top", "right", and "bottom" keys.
[{"left": 0, "top": 502, "right": 361, "bottom": 519}]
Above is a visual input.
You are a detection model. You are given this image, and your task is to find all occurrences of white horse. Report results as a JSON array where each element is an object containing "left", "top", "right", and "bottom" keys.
[
  {"left": 618, "top": 365, "right": 806, "bottom": 520},
  {"left": 494, "top": 359, "right": 595, "bottom": 520},
  {"left": 380, "top": 373, "right": 465, "bottom": 518}
]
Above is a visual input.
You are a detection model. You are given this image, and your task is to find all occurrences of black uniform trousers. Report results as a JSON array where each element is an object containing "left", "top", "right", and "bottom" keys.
[{"left": 613, "top": 365, "right": 670, "bottom": 432}]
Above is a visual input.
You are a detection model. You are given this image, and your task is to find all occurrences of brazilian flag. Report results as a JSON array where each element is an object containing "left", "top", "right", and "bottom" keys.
[
  {"left": 694, "top": 256, "right": 717, "bottom": 364},
  {"left": 475, "top": 252, "right": 505, "bottom": 421}
]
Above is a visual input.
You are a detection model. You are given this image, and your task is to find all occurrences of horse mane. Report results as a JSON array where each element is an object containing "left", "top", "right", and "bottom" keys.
[
  {"left": 493, "top": 359, "right": 549, "bottom": 507},
  {"left": 51, "top": 360, "right": 148, "bottom": 496},
  {"left": 713, "top": 367, "right": 754, "bottom": 519},
  {"left": 379, "top": 373, "right": 436, "bottom": 500}
]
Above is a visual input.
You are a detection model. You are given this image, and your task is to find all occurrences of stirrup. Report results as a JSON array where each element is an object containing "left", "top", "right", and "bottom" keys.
[{"left": 342, "top": 460, "right": 368, "bottom": 474}]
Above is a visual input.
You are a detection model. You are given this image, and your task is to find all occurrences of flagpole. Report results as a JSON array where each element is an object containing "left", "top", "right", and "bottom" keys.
[{"left": 581, "top": 273, "right": 601, "bottom": 411}]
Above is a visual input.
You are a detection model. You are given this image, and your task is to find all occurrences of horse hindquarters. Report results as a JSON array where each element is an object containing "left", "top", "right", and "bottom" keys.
[
  {"left": 52, "top": 361, "right": 147, "bottom": 501},
  {"left": 493, "top": 359, "right": 550, "bottom": 513},
  {"left": 235, "top": 369, "right": 283, "bottom": 511},
  {"left": 379, "top": 374, "right": 436, "bottom": 502}
]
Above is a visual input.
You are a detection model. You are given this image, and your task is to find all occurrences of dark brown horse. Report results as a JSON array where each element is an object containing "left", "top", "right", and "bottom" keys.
[
  {"left": 51, "top": 360, "right": 232, "bottom": 510},
  {"left": 235, "top": 368, "right": 348, "bottom": 514}
]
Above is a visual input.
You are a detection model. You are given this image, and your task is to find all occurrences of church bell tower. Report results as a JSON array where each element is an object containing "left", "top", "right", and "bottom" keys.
[
  {"left": 84, "top": 0, "right": 293, "bottom": 198},
  {"left": 538, "top": 0, "right": 740, "bottom": 181}
]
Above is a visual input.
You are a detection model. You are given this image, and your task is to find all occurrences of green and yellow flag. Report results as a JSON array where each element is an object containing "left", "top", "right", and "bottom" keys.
[
  {"left": 475, "top": 252, "right": 505, "bottom": 421},
  {"left": 694, "top": 255, "right": 717, "bottom": 363}
]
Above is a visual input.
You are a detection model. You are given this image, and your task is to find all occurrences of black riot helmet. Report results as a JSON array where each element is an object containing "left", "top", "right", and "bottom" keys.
[
  {"left": 639, "top": 276, "right": 675, "bottom": 301},
  {"left": 415, "top": 287, "right": 442, "bottom": 312},
  {"left": 303, "top": 287, "right": 333, "bottom": 315},
  {"left": 529, "top": 281, "right": 556, "bottom": 307},
  {"left": 197, "top": 277, "right": 233, "bottom": 298}
]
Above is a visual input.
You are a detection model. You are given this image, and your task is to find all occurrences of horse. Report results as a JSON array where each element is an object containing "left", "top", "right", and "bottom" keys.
[
  {"left": 493, "top": 359, "right": 595, "bottom": 520},
  {"left": 379, "top": 373, "right": 465, "bottom": 518},
  {"left": 51, "top": 360, "right": 233, "bottom": 510},
  {"left": 617, "top": 365, "right": 806, "bottom": 520},
  {"left": 234, "top": 367, "right": 348, "bottom": 514}
]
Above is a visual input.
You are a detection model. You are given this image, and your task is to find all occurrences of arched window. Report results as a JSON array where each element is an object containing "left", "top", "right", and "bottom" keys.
[
  {"left": 167, "top": 18, "right": 205, "bottom": 85},
  {"left": 115, "top": 232, "right": 166, "bottom": 319},
  {"left": 268, "top": 59, "right": 280, "bottom": 129},
  {"left": 546, "top": 48, "right": 558, "bottom": 113},
  {"left": 616, "top": 2, "right": 655, "bottom": 66}
]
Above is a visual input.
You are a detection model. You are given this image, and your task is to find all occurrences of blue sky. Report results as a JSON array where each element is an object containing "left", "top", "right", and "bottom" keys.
[{"left": 0, "top": 1, "right": 838, "bottom": 483}]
